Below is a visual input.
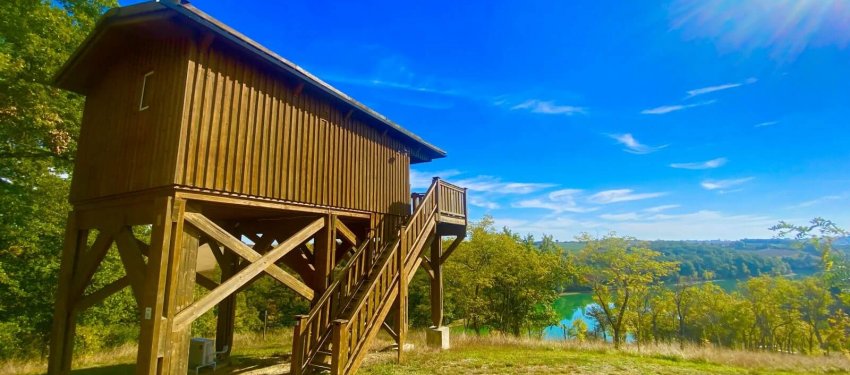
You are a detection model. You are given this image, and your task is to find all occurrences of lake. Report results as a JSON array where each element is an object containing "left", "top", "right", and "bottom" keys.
[{"left": 543, "top": 279, "right": 742, "bottom": 341}]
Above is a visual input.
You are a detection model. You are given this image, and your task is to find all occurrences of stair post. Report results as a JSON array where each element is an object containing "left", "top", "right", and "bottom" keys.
[
  {"left": 397, "top": 225, "right": 409, "bottom": 362},
  {"left": 331, "top": 319, "right": 349, "bottom": 375},
  {"left": 291, "top": 315, "right": 308, "bottom": 375}
]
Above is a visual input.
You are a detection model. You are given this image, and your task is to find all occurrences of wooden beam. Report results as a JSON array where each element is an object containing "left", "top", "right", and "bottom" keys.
[
  {"left": 135, "top": 238, "right": 150, "bottom": 257},
  {"left": 69, "top": 230, "right": 114, "bottom": 300},
  {"left": 195, "top": 273, "right": 219, "bottom": 291},
  {"left": 280, "top": 250, "right": 316, "bottom": 284},
  {"left": 335, "top": 218, "right": 358, "bottom": 246},
  {"left": 381, "top": 321, "right": 399, "bottom": 342},
  {"left": 175, "top": 191, "right": 373, "bottom": 220},
  {"left": 114, "top": 227, "right": 148, "bottom": 306},
  {"left": 47, "top": 212, "right": 84, "bottom": 375},
  {"left": 215, "top": 251, "right": 240, "bottom": 360},
  {"left": 76, "top": 276, "right": 130, "bottom": 312},
  {"left": 173, "top": 217, "right": 323, "bottom": 328},
  {"left": 184, "top": 212, "right": 314, "bottom": 299},
  {"left": 313, "top": 215, "right": 335, "bottom": 296},
  {"left": 440, "top": 234, "right": 465, "bottom": 264},
  {"left": 430, "top": 232, "right": 444, "bottom": 327},
  {"left": 419, "top": 256, "right": 435, "bottom": 280},
  {"left": 135, "top": 197, "right": 178, "bottom": 375},
  {"left": 204, "top": 237, "right": 227, "bottom": 267},
  {"left": 298, "top": 243, "right": 314, "bottom": 264}
]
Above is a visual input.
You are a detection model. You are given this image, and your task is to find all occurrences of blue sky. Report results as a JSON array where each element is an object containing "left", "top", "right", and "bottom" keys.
[{"left": 123, "top": 0, "right": 850, "bottom": 240}]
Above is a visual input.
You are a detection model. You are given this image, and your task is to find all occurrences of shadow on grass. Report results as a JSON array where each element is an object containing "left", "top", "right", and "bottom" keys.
[
  {"left": 66, "top": 354, "right": 291, "bottom": 375},
  {"left": 225, "top": 353, "right": 291, "bottom": 374},
  {"left": 70, "top": 364, "right": 134, "bottom": 375}
]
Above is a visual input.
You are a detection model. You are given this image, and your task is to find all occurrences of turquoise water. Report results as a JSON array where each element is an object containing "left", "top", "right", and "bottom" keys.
[
  {"left": 543, "top": 279, "right": 743, "bottom": 341},
  {"left": 543, "top": 292, "right": 598, "bottom": 341}
]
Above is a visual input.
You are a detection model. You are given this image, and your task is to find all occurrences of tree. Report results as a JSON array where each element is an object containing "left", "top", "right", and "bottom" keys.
[
  {"left": 575, "top": 233, "right": 678, "bottom": 349},
  {"left": 568, "top": 318, "right": 588, "bottom": 342},
  {"left": 444, "top": 216, "right": 564, "bottom": 336},
  {"left": 671, "top": 280, "right": 700, "bottom": 348},
  {"left": 0, "top": 0, "right": 117, "bottom": 358},
  {"left": 796, "top": 277, "right": 833, "bottom": 353},
  {"left": 771, "top": 218, "right": 848, "bottom": 294}
]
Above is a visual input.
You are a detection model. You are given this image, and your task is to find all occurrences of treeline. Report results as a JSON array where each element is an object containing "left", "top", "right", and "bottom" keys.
[
  {"left": 407, "top": 217, "right": 568, "bottom": 335},
  {"left": 406, "top": 217, "right": 850, "bottom": 356},
  {"left": 605, "top": 275, "right": 850, "bottom": 354},
  {"left": 558, "top": 239, "right": 824, "bottom": 282}
]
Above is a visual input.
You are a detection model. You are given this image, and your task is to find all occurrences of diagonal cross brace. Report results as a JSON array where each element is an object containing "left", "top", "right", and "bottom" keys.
[
  {"left": 183, "top": 212, "right": 316, "bottom": 300},
  {"left": 175, "top": 215, "right": 323, "bottom": 329}
]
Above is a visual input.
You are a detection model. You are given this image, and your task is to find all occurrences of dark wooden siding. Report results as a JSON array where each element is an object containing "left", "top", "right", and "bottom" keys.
[
  {"left": 175, "top": 40, "right": 411, "bottom": 216},
  {"left": 71, "top": 37, "right": 189, "bottom": 203}
]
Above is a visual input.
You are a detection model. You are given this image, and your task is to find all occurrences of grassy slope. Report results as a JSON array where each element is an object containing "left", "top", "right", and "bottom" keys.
[
  {"left": 361, "top": 333, "right": 850, "bottom": 375},
  {"left": 4, "top": 330, "right": 849, "bottom": 374},
  {"left": 364, "top": 346, "right": 768, "bottom": 375}
]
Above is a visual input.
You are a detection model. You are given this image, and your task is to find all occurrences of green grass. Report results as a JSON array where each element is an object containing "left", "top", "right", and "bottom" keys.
[
  {"left": 363, "top": 344, "right": 786, "bottom": 375},
  {"left": 4, "top": 329, "right": 850, "bottom": 374}
]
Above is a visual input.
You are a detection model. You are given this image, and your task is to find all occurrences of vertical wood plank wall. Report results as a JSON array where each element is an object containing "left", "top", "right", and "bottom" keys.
[
  {"left": 71, "top": 35, "right": 415, "bottom": 220},
  {"left": 71, "top": 37, "right": 189, "bottom": 202},
  {"left": 175, "top": 40, "right": 411, "bottom": 217}
]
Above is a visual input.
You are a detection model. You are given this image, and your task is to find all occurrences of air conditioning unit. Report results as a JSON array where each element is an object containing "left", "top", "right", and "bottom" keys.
[{"left": 188, "top": 338, "right": 216, "bottom": 374}]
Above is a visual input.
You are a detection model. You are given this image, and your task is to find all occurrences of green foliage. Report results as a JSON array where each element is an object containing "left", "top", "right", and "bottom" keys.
[
  {"left": 0, "top": 0, "right": 117, "bottom": 358},
  {"left": 573, "top": 233, "right": 678, "bottom": 348},
  {"left": 438, "top": 216, "right": 566, "bottom": 336},
  {"left": 242, "top": 276, "right": 308, "bottom": 329}
]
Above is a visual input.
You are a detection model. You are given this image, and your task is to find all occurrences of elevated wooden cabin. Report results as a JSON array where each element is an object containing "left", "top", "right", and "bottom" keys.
[{"left": 48, "top": 2, "right": 467, "bottom": 374}]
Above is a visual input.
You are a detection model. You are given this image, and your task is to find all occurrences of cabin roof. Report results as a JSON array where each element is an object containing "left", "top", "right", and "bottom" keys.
[{"left": 53, "top": 1, "right": 446, "bottom": 163}]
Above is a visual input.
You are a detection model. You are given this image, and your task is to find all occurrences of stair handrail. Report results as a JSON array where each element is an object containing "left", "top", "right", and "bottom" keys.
[
  {"left": 330, "top": 178, "right": 442, "bottom": 374},
  {"left": 291, "top": 235, "right": 374, "bottom": 375}
]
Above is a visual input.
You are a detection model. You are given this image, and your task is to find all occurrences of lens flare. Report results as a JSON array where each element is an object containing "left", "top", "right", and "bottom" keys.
[{"left": 670, "top": 0, "right": 850, "bottom": 60}]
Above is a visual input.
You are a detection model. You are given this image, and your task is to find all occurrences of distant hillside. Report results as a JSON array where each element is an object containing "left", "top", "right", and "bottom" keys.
[{"left": 552, "top": 238, "right": 843, "bottom": 281}]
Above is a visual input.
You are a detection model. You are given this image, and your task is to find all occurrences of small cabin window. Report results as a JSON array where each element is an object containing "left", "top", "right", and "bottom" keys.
[{"left": 138, "top": 70, "right": 154, "bottom": 111}]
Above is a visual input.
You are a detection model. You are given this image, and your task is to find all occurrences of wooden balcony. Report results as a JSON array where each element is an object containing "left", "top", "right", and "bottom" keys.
[{"left": 411, "top": 177, "right": 466, "bottom": 237}]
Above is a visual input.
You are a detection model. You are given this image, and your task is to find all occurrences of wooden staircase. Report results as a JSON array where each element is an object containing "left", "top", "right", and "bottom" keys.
[{"left": 291, "top": 178, "right": 466, "bottom": 375}]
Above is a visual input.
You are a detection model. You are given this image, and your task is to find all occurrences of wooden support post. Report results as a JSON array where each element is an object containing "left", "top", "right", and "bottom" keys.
[
  {"left": 215, "top": 250, "right": 239, "bottom": 362},
  {"left": 313, "top": 214, "right": 336, "bottom": 298},
  {"left": 331, "top": 319, "right": 349, "bottom": 375},
  {"left": 291, "top": 315, "right": 308, "bottom": 375},
  {"left": 47, "top": 212, "right": 85, "bottom": 375},
  {"left": 397, "top": 225, "right": 408, "bottom": 363},
  {"left": 430, "top": 231, "right": 444, "bottom": 327},
  {"left": 162, "top": 219, "right": 201, "bottom": 375},
  {"left": 135, "top": 197, "right": 177, "bottom": 375}
]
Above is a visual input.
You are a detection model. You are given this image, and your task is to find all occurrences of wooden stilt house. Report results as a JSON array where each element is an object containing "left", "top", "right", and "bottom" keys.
[{"left": 47, "top": 1, "right": 467, "bottom": 374}]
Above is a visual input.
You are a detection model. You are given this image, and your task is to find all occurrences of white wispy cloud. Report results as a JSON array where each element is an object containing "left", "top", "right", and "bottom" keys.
[
  {"left": 670, "top": 157, "right": 728, "bottom": 170},
  {"left": 755, "top": 121, "right": 779, "bottom": 128},
  {"left": 513, "top": 189, "right": 598, "bottom": 214},
  {"left": 493, "top": 210, "right": 777, "bottom": 241},
  {"left": 454, "top": 176, "right": 555, "bottom": 195},
  {"left": 643, "top": 204, "right": 681, "bottom": 213},
  {"left": 641, "top": 100, "right": 717, "bottom": 115},
  {"left": 469, "top": 196, "right": 500, "bottom": 210},
  {"left": 510, "top": 99, "right": 586, "bottom": 115},
  {"left": 685, "top": 78, "right": 757, "bottom": 98},
  {"left": 599, "top": 212, "right": 641, "bottom": 221},
  {"left": 410, "top": 169, "right": 461, "bottom": 189},
  {"left": 609, "top": 133, "right": 668, "bottom": 154},
  {"left": 701, "top": 177, "right": 755, "bottom": 191},
  {"left": 788, "top": 194, "right": 848, "bottom": 209},
  {"left": 588, "top": 189, "right": 666, "bottom": 204}
]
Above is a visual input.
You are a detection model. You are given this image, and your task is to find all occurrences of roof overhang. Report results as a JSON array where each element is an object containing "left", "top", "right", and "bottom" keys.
[{"left": 53, "top": 1, "right": 446, "bottom": 163}]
